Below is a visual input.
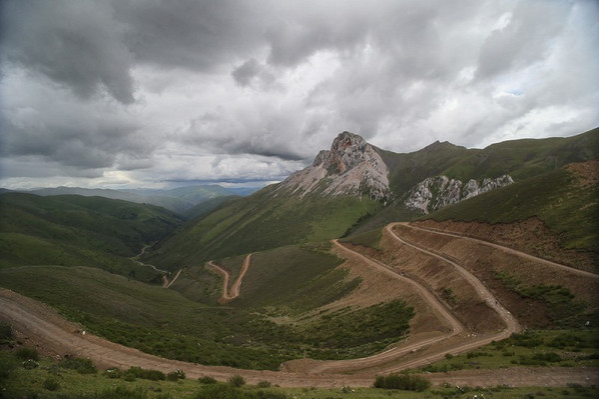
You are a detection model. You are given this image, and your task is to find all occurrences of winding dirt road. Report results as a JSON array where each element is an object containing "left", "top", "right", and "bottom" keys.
[
  {"left": 387, "top": 223, "right": 521, "bottom": 337},
  {"left": 406, "top": 223, "right": 599, "bottom": 279},
  {"left": 2, "top": 288, "right": 597, "bottom": 387},
  {"left": 206, "top": 254, "right": 252, "bottom": 303},
  {"left": 1, "top": 222, "right": 598, "bottom": 387}
]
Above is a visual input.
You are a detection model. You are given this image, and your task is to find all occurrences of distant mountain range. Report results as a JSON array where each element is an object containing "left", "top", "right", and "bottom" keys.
[{"left": 3, "top": 184, "right": 259, "bottom": 216}]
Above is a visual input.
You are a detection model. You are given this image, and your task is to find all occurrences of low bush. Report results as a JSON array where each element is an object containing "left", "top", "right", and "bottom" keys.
[
  {"left": 198, "top": 375, "right": 218, "bottom": 384},
  {"left": 0, "top": 321, "right": 14, "bottom": 342},
  {"left": 103, "top": 367, "right": 122, "bottom": 379},
  {"left": 123, "top": 366, "right": 165, "bottom": 381},
  {"left": 15, "top": 347, "right": 39, "bottom": 361},
  {"left": 60, "top": 357, "right": 97, "bottom": 374},
  {"left": 374, "top": 373, "right": 431, "bottom": 391},
  {"left": 229, "top": 374, "right": 245, "bottom": 387},
  {"left": 167, "top": 369, "right": 186, "bottom": 381}
]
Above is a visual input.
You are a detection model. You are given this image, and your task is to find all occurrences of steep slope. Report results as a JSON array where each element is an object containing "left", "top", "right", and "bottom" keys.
[
  {"left": 350, "top": 127, "right": 598, "bottom": 232},
  {"left": 145, "top": 128, "right": 599, "bottom": 268},
  {"left": 419, "top": 158, "right": 599, "bottom": 270},
  {"left": 0, "top": 193, "right": 183, "bottom": 275}
]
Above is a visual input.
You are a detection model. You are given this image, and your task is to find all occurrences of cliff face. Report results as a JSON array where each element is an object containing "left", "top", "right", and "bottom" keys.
[
  {"left": 404, "top": 175, "right": 514, "bottom": 213},
  {"left": 273, "top": 132, "right": 391, "bottom": 201}
]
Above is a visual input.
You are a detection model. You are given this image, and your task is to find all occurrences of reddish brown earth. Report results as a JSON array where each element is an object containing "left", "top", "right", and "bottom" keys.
[
  {"left": 414, "top": 217, "right": 597, "bottom": 272},
  {"left": 1, "top": 221, "right": 598, "bottom": 387}
]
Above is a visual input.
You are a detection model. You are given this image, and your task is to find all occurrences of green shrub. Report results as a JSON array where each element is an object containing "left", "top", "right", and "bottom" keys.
[
  {"left": 373, "top": 373, "right": 431, "bottom": 391},
  {"left": 15, "top": 347, "right": 39, "bottom": 361},
  {"left": 43, "top": 377, "right": 60, "bottom": 391},
  {"left": 229, "top": 374, "right": 245, "bottom": 387},
  {"left": 0, "top": 321, "right": 14, "bottom": 342},
  {"left": 60, "top": 357, "right": 97, "bottom": 374},
  {"left": 195, "top": 384, "right": 243, "bottom": 399},
  {"left": 167, "top": 369, "right": 186, "bottom": 381},
  {"left": 198, "top": 375, "right": 218, "bottom": 384},
  {"left": 123, "top": 366, "right": 165, "bottom": 381},
  {"left": 103, "top": 367, "right": 122, "bottom": 379},
  {"left": 257, "top": 380, "right": 271, "bottom": 388}
]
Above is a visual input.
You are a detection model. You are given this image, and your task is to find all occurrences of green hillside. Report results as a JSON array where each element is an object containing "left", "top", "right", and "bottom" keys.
[
  {"left": 144, "top": 187, "right": 381, "bottom": 269},
  {"left": 426, "top": 161, "right": 599, "bottom": 256},
  {"left": 183, "top": 195, "right": 240, "bottom": 220},
  {"left": 376, "top": 127, "right": 598, "bottom": 196},
  {"left": 0, "top": 241, "right": 413, "bottom": 368},
  {"left": 0, "top": 193, "right": 183, "bottom": 276},
  {"left": 144, "top": 128, "right": 598, "bottom": 270}
]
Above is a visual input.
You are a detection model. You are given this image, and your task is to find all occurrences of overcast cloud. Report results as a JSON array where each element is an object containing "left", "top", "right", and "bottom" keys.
[{"left": 1, "top": 0, "right": 598, "bottom": 189}]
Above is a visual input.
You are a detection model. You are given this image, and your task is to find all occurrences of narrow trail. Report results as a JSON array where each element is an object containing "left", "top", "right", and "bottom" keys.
[
  {"left": 130, "top": 244, "right": 171, "bottom": 275},
  {"left": 407, "top": 223, "right": 599, "bottom": 279},
  {"left": 163, "top": 269, "right": 182, "bottom": 288},
  {"left": 206, "top": 254, "right": 252, "bottom": 303},
  {"left": 386, "top": 223, "right": 521, "bottom": 339}
]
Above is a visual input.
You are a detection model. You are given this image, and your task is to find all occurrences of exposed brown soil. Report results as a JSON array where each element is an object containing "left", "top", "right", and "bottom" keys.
[
  {"left": 2, "top": 221, "right": 598, "bottom": 388},
  {"left": 415, "top": 217, "right": 597, "bottom": 271},
  {"left": 388, "top": 223, "right": 598, "bottom": 330}
]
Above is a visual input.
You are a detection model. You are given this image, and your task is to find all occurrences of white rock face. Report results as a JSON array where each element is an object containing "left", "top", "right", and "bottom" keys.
[
  {"left": 273, "top": 132, "right": 391, "bottom": 201},
  {"left": 404, "top": 174, "right": 514, "bottom": 213}
]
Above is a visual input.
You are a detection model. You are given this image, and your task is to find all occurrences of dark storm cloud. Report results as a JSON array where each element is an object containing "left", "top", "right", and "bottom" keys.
[
  {"left": 1, "top": 0, "right": 597, "bottom": 189},
  {"left": 1, "top": 0, "right": 135, "bottom": 104},
  {"left": 112, "top": 0, "right": 265, "bottom": 71}
]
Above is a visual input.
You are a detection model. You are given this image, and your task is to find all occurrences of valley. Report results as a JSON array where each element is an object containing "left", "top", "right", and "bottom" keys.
[
  {"left": 1, "top": 218, "right": 597, "bottom": 388},
  {"left": 1, "top": 130, "right": 597, "bottom": 396}
]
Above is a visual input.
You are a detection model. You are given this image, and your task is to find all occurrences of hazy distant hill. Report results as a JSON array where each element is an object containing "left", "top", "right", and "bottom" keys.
[
  {"left": 143, "top": 128, "right": 598, "bottom": 269},
  {"left": 22, "top": 184, "right": 239, "bottom": 215}
]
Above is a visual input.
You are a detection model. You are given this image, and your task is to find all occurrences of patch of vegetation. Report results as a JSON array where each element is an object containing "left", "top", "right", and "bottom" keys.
[
  {"left": 0, "top": 321, "right": 13, "bottom": 343},
  {"left": 373, "top": 373, "right": 431, "bottom": 391},
  {"left": 144, "top": 190, "right": 381, "bottom": 268},
  {"left": 493, "top": 271, "right": 587, "bottom": 326},
  {"left": 15, "top": 347, "right": 39, "bottom": 361},
  {"left": 2, "top": 349, "right": 599, "bottom": 399},
  {"left": 60, "top": 357, "right": 97, "bottom": 374},
  {"left": 419, "top": 329, "right": 599, "bottom": 372},
  {"left": 427, "top": 164, "right": 599, "bottom": 255}
]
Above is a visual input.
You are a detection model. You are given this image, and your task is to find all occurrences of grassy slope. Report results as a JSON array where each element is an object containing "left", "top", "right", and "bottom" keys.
[
  {"left": 0, "top": 193, "right": 183, "bottom": 275},
  {"left": 426, "top": 165, "right": 599, "bottom": 254},
  {"left": 144, "top": 187, "right": 381, "bottom": 269},
  {"left": 353, "top": 128, "right": 599, "bottom": 235},
  {"left": 4, "top": 352, "right": 597, "bottom": 399},
  {"left": 0, "top": 241, "right": 413, "bottom": 367}
]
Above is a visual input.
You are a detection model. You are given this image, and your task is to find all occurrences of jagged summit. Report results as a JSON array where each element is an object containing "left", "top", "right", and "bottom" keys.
[{"left": 273, "top": 132, "right": 391, "bottom": 201}]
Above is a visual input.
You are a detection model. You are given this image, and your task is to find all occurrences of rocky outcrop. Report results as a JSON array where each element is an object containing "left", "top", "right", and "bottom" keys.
[
  {"left": 273, "top": 132, "right": 391, "bottom": 201},
  {"left": 405, "top": 175, "right": 514, "bottom": 213}
]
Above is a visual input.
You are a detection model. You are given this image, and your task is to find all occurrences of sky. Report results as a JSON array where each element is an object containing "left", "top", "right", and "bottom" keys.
[{"left": 1, "top": 0, "right": 598, "bottom": 190}]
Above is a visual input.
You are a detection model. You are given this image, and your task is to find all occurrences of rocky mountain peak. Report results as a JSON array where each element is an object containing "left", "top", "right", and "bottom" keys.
[{"left": 273, "top": 132, "right": 391, "bottom": 201}]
